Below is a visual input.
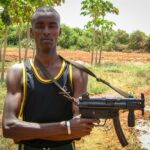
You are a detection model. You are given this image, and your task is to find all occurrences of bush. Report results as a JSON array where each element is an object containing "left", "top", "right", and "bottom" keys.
[
  {"left": 115, "top": 29, "right": 129, "bottom": 44},
  {"left": 58, "top": 24, "right": 78, "bottom": 49},
  {"left": 128, "top": 30, "right": 147, "bottom": 50},
  {"left": 145, "top": 36, "right": 150, "bottom": 52}
]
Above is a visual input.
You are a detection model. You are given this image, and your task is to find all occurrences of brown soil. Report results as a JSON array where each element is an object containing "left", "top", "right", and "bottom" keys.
[{"left": 3, "top": 48, "right": 150, "bottom": 63}]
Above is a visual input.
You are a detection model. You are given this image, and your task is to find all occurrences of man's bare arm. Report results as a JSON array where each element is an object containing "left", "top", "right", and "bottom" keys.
[
  {"left": 72, "top": 66, "right": 88, "bottom": 98},
  {"left": 2, "top": 64, "right": 68, "bottom": 142}
]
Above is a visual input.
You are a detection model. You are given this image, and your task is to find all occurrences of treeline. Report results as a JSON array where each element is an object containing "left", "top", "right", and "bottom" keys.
[{"left": 3, "top": 24, "right": 150, "bottom": 52}]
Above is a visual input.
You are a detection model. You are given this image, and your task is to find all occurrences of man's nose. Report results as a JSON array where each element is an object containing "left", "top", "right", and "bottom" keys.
[{"left": 43, "top": 26, "right": 50, "bottom": 35}]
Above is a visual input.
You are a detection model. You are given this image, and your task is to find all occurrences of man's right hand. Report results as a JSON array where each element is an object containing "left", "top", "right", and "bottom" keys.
[{"left": 69, "top": 116, "right": 98, "bottom": 139}]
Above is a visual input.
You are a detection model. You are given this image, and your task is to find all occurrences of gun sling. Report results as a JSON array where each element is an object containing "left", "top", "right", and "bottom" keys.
[{"left": 35, "top": 55, "right": 131, "bottom": 102}]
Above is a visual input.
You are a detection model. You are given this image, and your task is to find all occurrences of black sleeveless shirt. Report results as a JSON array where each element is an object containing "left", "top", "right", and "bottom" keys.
[{"left": 20, "top": 59, "right": 74, "bottom": 148}]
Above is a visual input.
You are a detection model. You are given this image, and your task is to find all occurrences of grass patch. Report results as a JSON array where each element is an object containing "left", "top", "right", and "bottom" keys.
[
  {"left": 0, "top": 136, "right": 17, "bottom": 150},
  {"left": 0, "top": 80, "right": 6, "bottom": 114},
  {"left": 100, "top": 62, "right": 123, "bottom": 73},
  {"left": 86, "top": 62, "right": 150, "bottom": 96}
]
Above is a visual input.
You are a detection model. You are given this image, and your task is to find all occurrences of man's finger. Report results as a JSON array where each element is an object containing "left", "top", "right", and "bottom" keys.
[{"left": 80, "top": 118, "right": 99, "bottom": 123}]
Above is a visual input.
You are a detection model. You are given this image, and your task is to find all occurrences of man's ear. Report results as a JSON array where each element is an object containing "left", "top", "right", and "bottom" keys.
[
  {"left": 30, "top": 28, "right": 33, "bottom": 37},
  {"left": 59, "top": 28, "right": 61, "bottom": 36}
]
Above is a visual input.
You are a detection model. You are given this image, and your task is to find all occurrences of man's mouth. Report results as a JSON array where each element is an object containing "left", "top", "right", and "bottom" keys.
[
  {"left": 42, "top": 39, "right": 52, "bottom": 41},
  {"left": 41, "top": 39, "right": 53, "bottom": 44}
]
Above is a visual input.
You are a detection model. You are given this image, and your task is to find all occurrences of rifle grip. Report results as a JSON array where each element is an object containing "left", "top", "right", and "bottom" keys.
[{"left": 128, "top": 110, "right": 135, "bottom": 127}]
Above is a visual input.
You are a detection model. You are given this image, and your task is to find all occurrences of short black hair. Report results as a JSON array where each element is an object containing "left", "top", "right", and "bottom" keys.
[{"left": 31, "top": 6, "right": 60, "bottom": 25}]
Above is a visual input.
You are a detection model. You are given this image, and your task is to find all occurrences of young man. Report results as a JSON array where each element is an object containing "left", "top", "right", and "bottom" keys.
[{"left": 2, "top": 6, "right": 97, "bottom": 150}]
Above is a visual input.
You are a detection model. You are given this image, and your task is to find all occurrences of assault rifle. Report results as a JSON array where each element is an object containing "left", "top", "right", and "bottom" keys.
[{"left": 79, "top": 93, "right": 145, "bottom": 147}]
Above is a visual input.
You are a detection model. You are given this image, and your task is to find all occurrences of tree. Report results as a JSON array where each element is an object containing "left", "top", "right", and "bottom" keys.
[
  {"left": 129, "top": 30, "right": 147, "bottom": 50},
  {"left": 143, "top": 36, "right": 150, "bottom": 52},
  {"left": 0, "top": 6, "right": 11, "bottom": 80},
  {"left": 8, "top": 0, "right": 25, "bottom": 62},
  {"left": 76, "top": 29, "right": 92, "bottom": 50},
  {"left": 0, "top": 19, "right": 4, "bottom": 61},
  {"left": 115, "top": 29, "right": 129, "bottom": 44},
  {"left": 111, "top": 29, "right": 129, "bottom": 51},
  {"left": 81, "top": 0, "right": 119, "bottom": 64},
  {"left": 58, "top": 24, "right": 78, "bottom": 49}
]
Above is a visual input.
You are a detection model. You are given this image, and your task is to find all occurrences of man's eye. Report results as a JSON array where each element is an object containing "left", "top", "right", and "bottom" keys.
[
  {"left": 49, "top": 24, "right": 58, "bottom": 29},
  {"left": 36, "top": 25, "right": 44, "bottom": 29}
]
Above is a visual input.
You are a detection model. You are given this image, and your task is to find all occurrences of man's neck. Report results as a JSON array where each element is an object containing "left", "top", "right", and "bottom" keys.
[{"left": 35, "top": 49, "right": 60, "bottom": 67}]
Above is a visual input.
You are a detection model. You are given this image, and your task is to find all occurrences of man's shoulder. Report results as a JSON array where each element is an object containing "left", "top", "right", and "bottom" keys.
[
  {"left": 71, "top": 61, "right": 87, "bottom": 79},
  {"left": 7, "top": 63, "right": 24, "bottom": 81},
  {"left": 72, "top": 60, "right": 86, "bottom": 72},
  {"left": 8, "top": 63, "right": 23, "bottom": 73}
]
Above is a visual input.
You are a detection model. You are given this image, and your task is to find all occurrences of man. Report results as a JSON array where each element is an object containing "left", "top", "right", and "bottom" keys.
[{"left": 2, "top": 6, "right": 97, "bottom": 150}]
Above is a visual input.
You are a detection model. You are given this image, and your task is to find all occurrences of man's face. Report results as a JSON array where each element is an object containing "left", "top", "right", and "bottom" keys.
[{"left": 31, "top": 12, "right": 61, "bottom": 53}]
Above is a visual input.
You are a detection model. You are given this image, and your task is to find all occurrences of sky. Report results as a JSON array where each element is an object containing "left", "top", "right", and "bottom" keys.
[{"left": 55, "top": 0, "right": 150, "bottom": 35}]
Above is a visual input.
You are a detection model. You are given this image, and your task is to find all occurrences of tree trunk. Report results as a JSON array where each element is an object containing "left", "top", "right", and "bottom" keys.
[
  {"left": 98, "top": 30, "right": 103, "bottom": 64},
  {"left": 0, "top": 40, "right": 3, "bottom": 62},
  {"left": 18, "top": 23, "right": 22, "bottom": 63},
  {"left": 91, "top": 28, "right": 97, "bottom": 65},
  {"left": 1, "top": 26, "right": 8, "bottom": 80},
  {"left": 90, "top": 49, "right": 94, "bottom": 65},
  {"left": 24, "top": 23, "right": 30, "bottom": 61},
  {"left": 98, "top": 49, "right": 102, "bottom": 64},
  {"left": 95, "top": 49, "right": 98, "bottom": 64},
  {"left": 98, "top": 16, "right": 104, "bottom": 64},
  {"left": 94, "top": 30, "right": 99, "bottom": 64}
]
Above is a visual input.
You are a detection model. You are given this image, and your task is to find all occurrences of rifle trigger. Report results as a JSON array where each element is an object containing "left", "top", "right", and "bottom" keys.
[{"left": 94, "top": 119, "right": 107, "bottom": 126}]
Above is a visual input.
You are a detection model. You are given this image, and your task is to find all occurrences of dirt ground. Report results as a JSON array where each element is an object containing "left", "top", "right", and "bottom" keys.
[{"left": 3, "top": 48, "right": 150, "bottom": 63}]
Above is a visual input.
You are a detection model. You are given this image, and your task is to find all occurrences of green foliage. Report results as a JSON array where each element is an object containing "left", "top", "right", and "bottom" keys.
[
  {"left": 0, "top": 20, "right": 4, "bottom": 40},
  {"left": 0, "top": 80, "right": 6, "bottom": 113},
  {"left": 128, "top": 30, "right": 147, "bottom": 50},
  {"left": 58, "top": 25, "right": 93, "bottom": 50},
  {"left": 81, "top": 0, "right": 118, "bottom": 30},
  {"left": 1, "top": 10, "right": 11, "bottom": 26},
  {"left": 76, "top": 29, "right": 92, "bottom": 50},
  {"left": 1, "top": 23, "right": 150, "bottom": 52},
  {"left": 7, "top": 25, "right": 18, "bottom": 45},
  {"left": 145, "top": 36, "right": 150, "bottom": 52},
  {"left": 58, "top": 24, "right": 78, "bottom": 49},
  {"left": 115, "top": 29, "right": 129, "bottom": 44},
  {"left": 0, "top": 0, "right": 11, "bottom": 6},
  {"left": 81, "top": 0, "right": 119, "bottom": 64}
]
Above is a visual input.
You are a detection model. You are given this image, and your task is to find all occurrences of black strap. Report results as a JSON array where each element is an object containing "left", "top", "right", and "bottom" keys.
[
  {"left": 59, "top": 55, "right": 130, "bottom": 98},
  {"left": 34, "top": 57, "right": 75, "bottom": 102}
]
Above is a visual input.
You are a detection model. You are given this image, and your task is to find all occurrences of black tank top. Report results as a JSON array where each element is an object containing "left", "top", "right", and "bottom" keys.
[{"left": 20, "top": 59, "right": 74, "bottom": 148}]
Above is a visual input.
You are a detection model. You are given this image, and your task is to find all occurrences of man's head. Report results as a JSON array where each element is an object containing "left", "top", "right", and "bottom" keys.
[
  {"left": 31, "top": 6, "right": 60, "bottom": 26},
  {"left": 31, "top": 6, "right": 61, "bottom": 54}
]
